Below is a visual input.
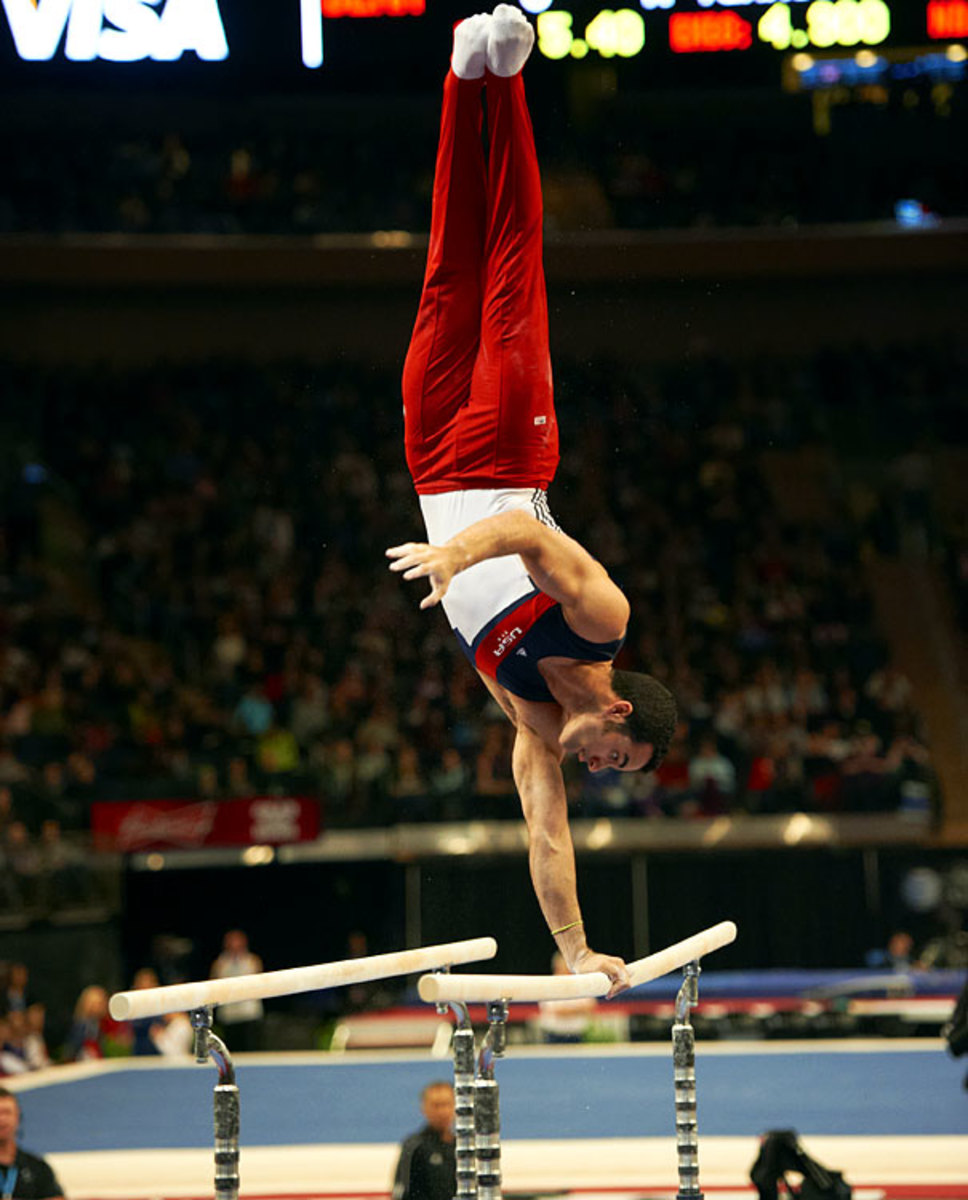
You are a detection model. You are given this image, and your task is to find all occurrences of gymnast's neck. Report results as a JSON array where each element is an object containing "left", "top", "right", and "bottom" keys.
[{"left": 537, "top": 657, "right": 615, "bottom": 712}]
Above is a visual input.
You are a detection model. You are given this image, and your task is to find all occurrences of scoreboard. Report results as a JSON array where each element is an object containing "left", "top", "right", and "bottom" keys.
[
  {"left": 528, "top": 0, "right": 966, "bottom": 61},
  {"left": 0, "top": 0, "right": 965, "bottom": 89}
]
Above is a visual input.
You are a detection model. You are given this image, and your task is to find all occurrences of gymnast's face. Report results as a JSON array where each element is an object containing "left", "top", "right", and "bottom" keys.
[{"left": 560, "top": 709, "right": 652, "bottom": 773}]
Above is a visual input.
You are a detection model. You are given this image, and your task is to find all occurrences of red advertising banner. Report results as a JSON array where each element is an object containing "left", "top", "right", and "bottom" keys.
[{"left": 91, "top": 797, "right": 320, "bottom": 852}]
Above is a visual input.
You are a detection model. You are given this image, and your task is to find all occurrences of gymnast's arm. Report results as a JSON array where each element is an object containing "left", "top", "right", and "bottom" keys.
[
  {"left": 512, "top": 724, "right": 630, "bottom": 996},
  {"left": 387, "top": 510, "right": 629, "bottom": 642}
]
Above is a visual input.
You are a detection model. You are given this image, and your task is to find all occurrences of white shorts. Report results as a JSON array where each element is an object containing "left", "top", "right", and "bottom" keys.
[{"left": 419, "top": 487, "right": 560, "bottom": 646}]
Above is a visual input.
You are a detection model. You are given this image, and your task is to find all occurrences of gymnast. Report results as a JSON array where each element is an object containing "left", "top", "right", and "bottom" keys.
[{"left": 388, "top": 6, "right": 677, "bottom": 995}]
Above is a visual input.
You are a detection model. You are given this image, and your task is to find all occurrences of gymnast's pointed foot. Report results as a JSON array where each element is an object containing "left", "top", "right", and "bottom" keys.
[
  {"left": 486, "top": 3, "right": 534, "bottom": 77},
  {"left": 452, "top": 12, "right": 491, "bottom": 79}
]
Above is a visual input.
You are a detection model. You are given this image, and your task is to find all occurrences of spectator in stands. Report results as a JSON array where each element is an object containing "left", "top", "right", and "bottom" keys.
[
  {"left": 315, "top": 739, "right": 355, "bottom": 822},
  {"left": 341, "top": 930, "right": 384, "bottom": 1014},
  {"left": 148, "top": 1011, "right": 193, "bottom": 1058},
  {"left": 210, "top": 930, "right": 264, "bottom": 1052},
  {"left": 128, "top": 969, "right": 162, "bottom": 1057},
  {"left": 0, "top": 1015, "right": 30, "bottom": 1076},
  {"left": 0, "top": 753, "right": 29, "bottom": 793},
  {"left": 0, "top": 851, "right": 19, "bottom": 914},
  {"left": 127, "top": 968, "right": 192, "bottom": 1057},
  {"left": 883, "top": 930, "right": 915, "bottom": 970},
  {"left": 3, "top": 826, "right": 41, "bottom": 912},
  {"left": 289, "top": 675, "right": 330, "bottom": 749},
  {"left": 389, "top": 743, "right": 428, "bottom": 819},
  {"left": 653, "top": 735, "right": 691, "bottom": 813},
  {"left": 195, "top": 764, "right": 220, "bottom": 799},
  {"left": 22, "top": 1009, "right": 50, "bottom": 1072},
  {"left": 224, "top": 757, "right": 258, "bottom": 799},
  {"left": 0, "top": 1087, "right": 66, "bottom": 1198},
  {"left": 256, "top": 722, "right": 300, "bottom": 781},
  {"left": 64, "top": 986, "right": 127, "bottom": 1062},
  {"left": 391, "top": 1081, "right": 456, "bottom": 1200},
  {"left": 36, "top": 822, "right": 91, "bottom": 912},
  {"left": 789, "top": 668, "right": 828, "bottom": 722},
  {"left": 916, "top": 905, "right": 968, "bottom": 970},
  {"left": 2, "top": 966, "right": 35, "bottom": 1017},
  {"left": 688, "top": 736, "right": 737, "bottom": 809},
  {"left": 0, "top": 789, "right": 14, "bottom": 842},
  {"left": 233, "top": 685, "right": 274, "bottom": 740},
  {"left": 354, "top": 736, "right": 393, "bottom": 825},
  {"left": 840, "top": 730, "right": 891, "bottom": 811},
  {"left": 428, "top": 750, "right": 468, "bottom": 823}
]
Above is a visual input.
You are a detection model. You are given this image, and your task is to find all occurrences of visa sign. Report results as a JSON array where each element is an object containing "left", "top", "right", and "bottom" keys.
[{"left": 2, "top": 0, "right": 229, "bottom": 62}]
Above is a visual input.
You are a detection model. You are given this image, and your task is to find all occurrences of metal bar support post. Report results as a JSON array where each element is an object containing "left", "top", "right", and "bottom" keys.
[
  {"left": 446, "top": 1001, "right": 478, "bottom": 1200},
  {"left": 191, "top": 1006, "right": 240, "bottom": 1200},
  {"left": 672, "top": 961, "right": 703, "bottom": 1200},
  {"left": 475, "top": 1000, "right": 507, "bottom": 1200}
]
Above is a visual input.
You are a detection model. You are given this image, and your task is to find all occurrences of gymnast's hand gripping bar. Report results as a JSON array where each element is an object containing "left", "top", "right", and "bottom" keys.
[
  {"left": 110, "top": 936, "right": 498, "bottom": 1021},
  {"left": 417, "top": 921, "right": 737, "bottom": 1004}
]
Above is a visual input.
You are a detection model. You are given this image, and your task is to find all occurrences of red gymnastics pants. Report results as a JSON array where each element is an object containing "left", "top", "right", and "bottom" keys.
[{"left": 402, "top": 69, "right": 559, "bottom": 495}]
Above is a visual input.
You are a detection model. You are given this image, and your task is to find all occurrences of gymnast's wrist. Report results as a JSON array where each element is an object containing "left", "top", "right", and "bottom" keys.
[
  {"left": 445, "top": 535, "right": 472, "bottom": 574},
  {"left": 551, "top": 919, "right": 587, "bottom": 960}
]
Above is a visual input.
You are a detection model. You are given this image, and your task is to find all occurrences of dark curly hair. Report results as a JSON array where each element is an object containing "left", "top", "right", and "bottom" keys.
[{"left": 608, "top": 669, "right": 678, "bottom": 773}]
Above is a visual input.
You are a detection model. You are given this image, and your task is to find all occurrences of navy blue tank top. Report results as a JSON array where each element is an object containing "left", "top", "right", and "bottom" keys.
[{"left": 457, "top": 588, "right": 624, "bottom": 703}]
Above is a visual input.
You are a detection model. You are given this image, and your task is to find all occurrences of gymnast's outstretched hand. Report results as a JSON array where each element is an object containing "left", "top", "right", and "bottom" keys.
[
  {"left": 572, "top": 947, "right": 630, "bottom": 999},
  {"left": 387, "top": 541, "right": 460, "bottom": 609}
]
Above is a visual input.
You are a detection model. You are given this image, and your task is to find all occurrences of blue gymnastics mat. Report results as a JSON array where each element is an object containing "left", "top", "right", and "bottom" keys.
[{"left": 15, "top": 1043, "right": 965, "bottom": 1156}]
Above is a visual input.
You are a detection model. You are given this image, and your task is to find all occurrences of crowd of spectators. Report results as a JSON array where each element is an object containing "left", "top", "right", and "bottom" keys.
[
  {"left": 0, "top": 71, "right": 964, "bottom": 236},
  {"left": 0, "top": 963, "right": 50, "bottom": 1075},
  {"left": 0, "top": 796, "right": 96, "bottom": 916},
  {"left": 0, "top": 954, "right": 210, "bottom": 1074},
  {"left": 0, "top": 340, "right": 956, "bottom": 874}
]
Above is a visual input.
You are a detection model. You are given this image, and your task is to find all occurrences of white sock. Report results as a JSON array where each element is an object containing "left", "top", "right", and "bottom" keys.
[
  {"left": 452, "top": 13, "right": 490, "bottom": 80},
  {"left": 486, "top": 4, "right": 534, "bottom": 77}
]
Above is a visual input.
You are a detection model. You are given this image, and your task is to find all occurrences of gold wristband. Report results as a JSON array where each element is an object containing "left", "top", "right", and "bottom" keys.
[{"left": 550, "top": 919, "right": 584, "bottom": 937}]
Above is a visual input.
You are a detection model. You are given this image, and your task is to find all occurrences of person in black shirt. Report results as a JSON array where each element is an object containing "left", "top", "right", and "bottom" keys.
[
  {"left": 0, "top": 1088, "right": 65, "bottom": 1200},
  {"left": 391, "top": 1081, "right": 456, "bottom": 1200}
]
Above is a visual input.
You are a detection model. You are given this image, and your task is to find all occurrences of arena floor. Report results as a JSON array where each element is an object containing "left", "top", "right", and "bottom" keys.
[{"left": 10, "top": 1041, "right": 966, "bottom": 1200}]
